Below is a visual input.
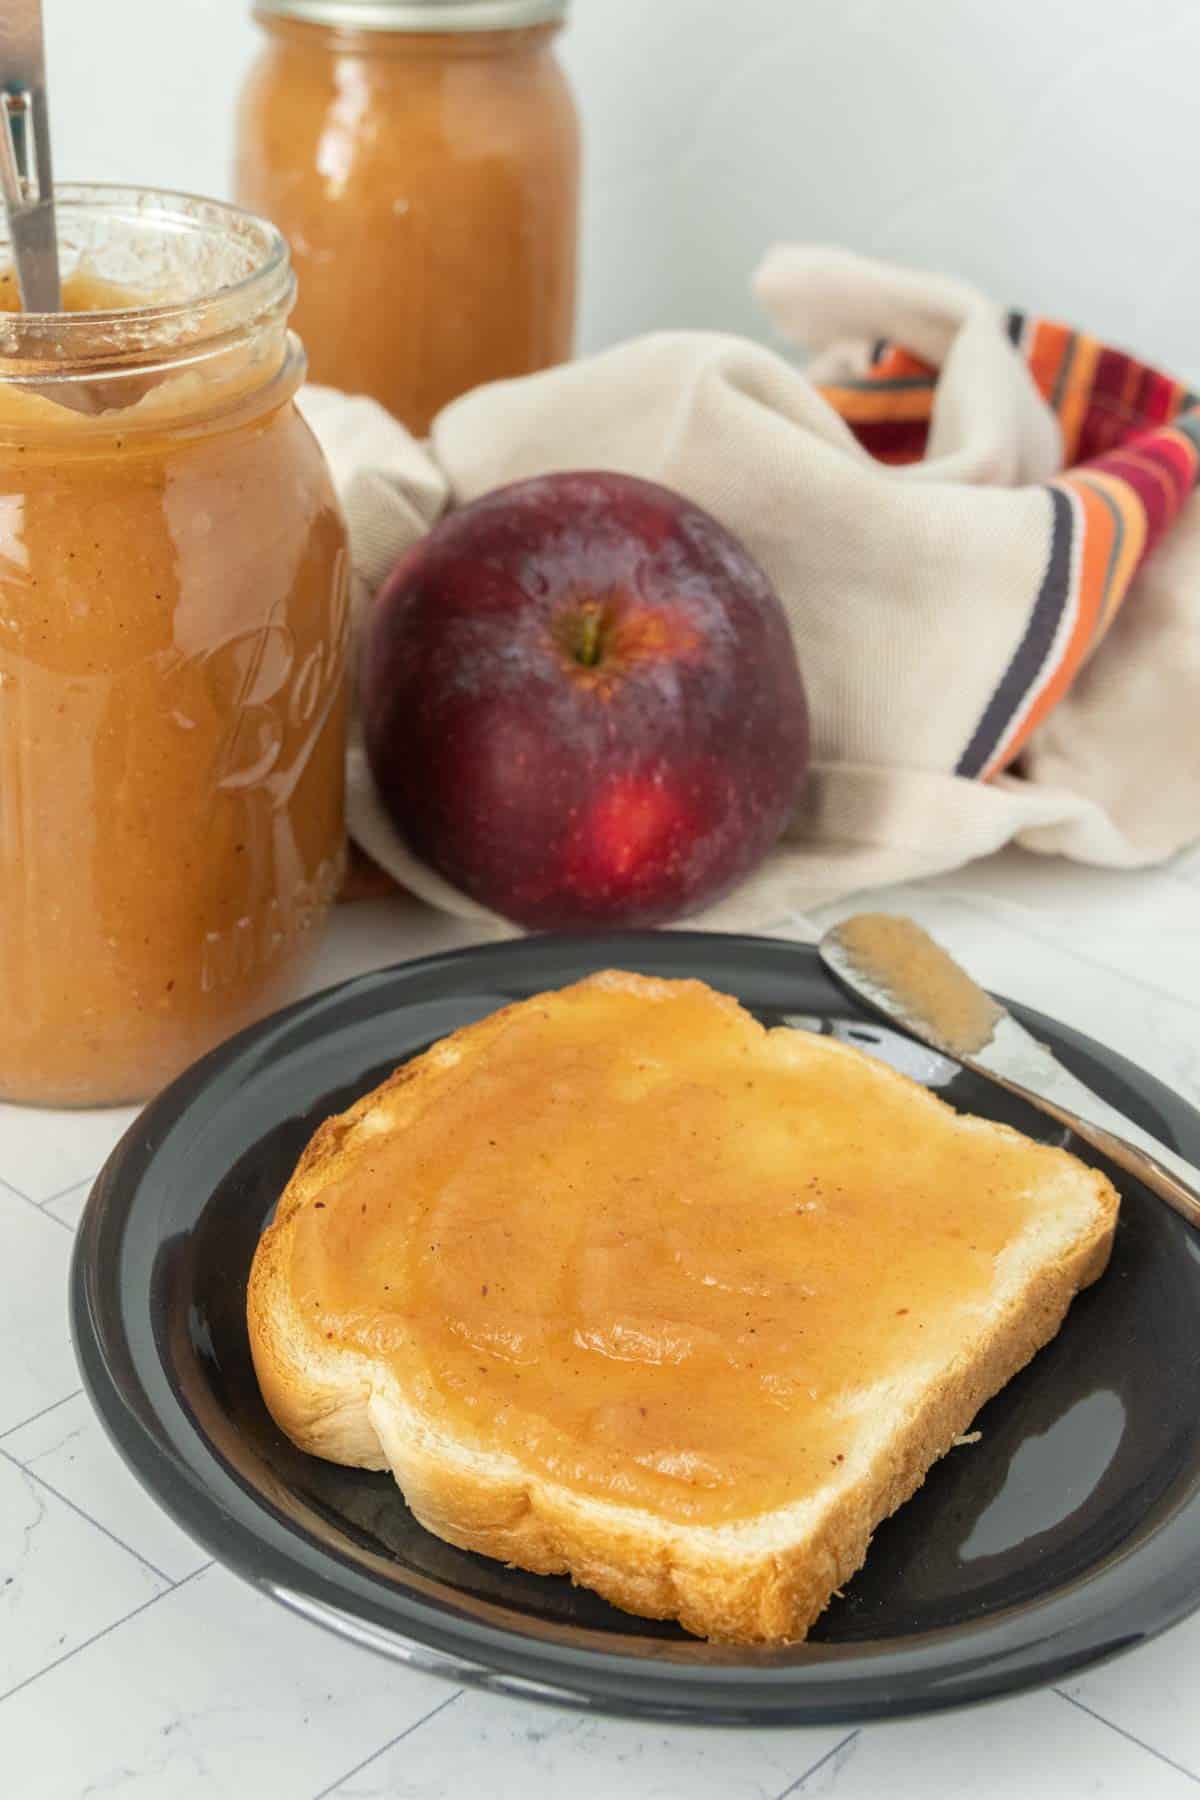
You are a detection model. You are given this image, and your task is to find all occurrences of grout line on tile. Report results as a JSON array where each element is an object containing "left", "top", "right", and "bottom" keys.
[
  {"left": 0, "top": 1445, "right": 175, "bottom": 1586},
  {"left": 310, "top": 1689, "right": 464, "bottom": 1800},
  {"left": 35, "top": 1203, "right": 76, "bottom": 1234},
  {"left": 0, "top": 1389, "right": 83, "bottom": 1443},
  {"left": 775, "top": 1727, "right": 861, "bottom": 1797},
  {"left": 0, "top": 1557, "right": 208, "bottom": 1707},
  {"left": 1055, "top": 1689, "right": 1200, "bottom": 1785},
  {"left": 39, "top": 1172, "right": 100, "bottom": 1210},
  {"left": 1, "top": 1178, "right": 69, "bottom": 1225},
  {"left": 165, "top": 1557, "right": 215, "bottom": 1591}
]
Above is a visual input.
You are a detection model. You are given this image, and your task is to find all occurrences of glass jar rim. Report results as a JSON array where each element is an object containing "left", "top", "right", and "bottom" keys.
[
  {"left": 253, "top": 0, "right": 566, "bottom": 30},
  {"left": 0, "top": 183, "right": 294, "bottom": 370}
]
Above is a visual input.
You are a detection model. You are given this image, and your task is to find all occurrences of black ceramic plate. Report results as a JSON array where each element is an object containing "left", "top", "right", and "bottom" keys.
[{"left": 71, "top": 933, "right": 1200, "bottom": 1726}]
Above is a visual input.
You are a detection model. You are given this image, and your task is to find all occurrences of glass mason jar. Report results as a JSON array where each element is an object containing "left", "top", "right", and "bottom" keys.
[
  {"left": 0, "top": 186, "right": 349, "bottom": 1106},
  {"left": 235, "top": 0, "right": 580, "bottom": 435}
]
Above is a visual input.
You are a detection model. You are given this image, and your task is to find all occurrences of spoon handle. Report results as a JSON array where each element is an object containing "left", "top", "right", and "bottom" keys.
[{"left": 0, "top": 0, "right": 61, "bottom": 311}]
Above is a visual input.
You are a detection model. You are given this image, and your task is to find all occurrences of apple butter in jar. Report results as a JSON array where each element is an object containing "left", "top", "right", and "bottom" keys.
[
  {"left": 235, "top": 0, "right": 579, "bottom": 435},
  {"left": 0, "top": 186, "right": 349, "bottom": 1106}
]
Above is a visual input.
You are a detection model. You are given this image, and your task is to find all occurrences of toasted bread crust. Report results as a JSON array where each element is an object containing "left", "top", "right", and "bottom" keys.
[{"left": 247, "top": 972, "right": 1119, "bottom": 1644}]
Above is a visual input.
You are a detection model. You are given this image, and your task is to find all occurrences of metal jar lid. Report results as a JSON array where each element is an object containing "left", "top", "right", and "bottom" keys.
[{"left": 254, "top": 0, "right": 567, "bottom": 29}]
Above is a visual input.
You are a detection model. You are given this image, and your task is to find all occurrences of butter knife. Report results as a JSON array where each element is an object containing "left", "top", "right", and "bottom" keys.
[{"left": 820, "top": 912, "right": 1200, "bottom": 1231}]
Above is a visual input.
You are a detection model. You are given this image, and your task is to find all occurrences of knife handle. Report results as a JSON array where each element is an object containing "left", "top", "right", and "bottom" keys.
[{"left": 977, "top": 1056, "right": 1200, "bottom": 1232}]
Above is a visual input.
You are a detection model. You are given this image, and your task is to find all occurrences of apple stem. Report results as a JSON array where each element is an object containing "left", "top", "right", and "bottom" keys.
[{"left": 576, "top": 609, "right": 603, "bottom": 667}]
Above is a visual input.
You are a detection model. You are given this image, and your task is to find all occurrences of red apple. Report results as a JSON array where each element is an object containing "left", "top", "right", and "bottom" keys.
[{"left": 360, "top": 471, "right": 808, "bottom": 930}]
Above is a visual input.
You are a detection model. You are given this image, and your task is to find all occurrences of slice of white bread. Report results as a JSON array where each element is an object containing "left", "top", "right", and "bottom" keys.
[{"left": 247, "top": 971, "right": 1119, "bottom": 1645}]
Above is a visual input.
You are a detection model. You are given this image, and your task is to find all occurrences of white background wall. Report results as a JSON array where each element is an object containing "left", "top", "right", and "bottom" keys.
[{"left": 44, "top": 0, "right": 1200, "bottom": 377}]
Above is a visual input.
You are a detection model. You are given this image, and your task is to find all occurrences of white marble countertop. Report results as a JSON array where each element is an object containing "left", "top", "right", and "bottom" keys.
[{"left": 2, "top": 844, "right": 1199, "bottom": 1800}]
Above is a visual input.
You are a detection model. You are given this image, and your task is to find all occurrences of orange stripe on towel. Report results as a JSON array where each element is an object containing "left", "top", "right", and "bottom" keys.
[
  {"left": 817, "top": 384, "right": 935, "bottom": 424},
  {"left": 1026, "top": 319, "right": 1073, "bottom": 407},
  {"left": 1073, "top": 468, "right": 1148, "bottom": 640},
  {"left": 1053, "top": 332, "right": 1101, "bottom": 465},
  {"left": 869, "top": 345, "right": 935, "bottom": 382},
  {"left": 981, "top": 476, "right": 1119, "bottom": 777}
]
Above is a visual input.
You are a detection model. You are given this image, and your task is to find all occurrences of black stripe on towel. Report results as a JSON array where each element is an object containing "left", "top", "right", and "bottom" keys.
[{"left": 955, "top": 486, "right": 1074, "bottom": 778}]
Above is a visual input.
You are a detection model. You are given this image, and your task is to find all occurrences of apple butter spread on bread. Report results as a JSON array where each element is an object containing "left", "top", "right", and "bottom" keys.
[{"left": 247, "top": 972, "right": 1118, "bottom": 1644}]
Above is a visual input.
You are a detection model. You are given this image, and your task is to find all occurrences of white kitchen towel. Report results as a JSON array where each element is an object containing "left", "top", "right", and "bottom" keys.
[{"left": 300, "top": 245, "right": 1200, "bottom": 930}]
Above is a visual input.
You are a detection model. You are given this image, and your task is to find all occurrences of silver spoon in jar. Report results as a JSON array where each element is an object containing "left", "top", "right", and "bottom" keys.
[
  {"left": 0, "top": 0, "right": 62, "bottom": 312},
  {"left": 820, "top": 911, "right": 1200, "bottom": 1231},
  {"left": 0, "top": 1, "right": 142, "bottom": 414}
]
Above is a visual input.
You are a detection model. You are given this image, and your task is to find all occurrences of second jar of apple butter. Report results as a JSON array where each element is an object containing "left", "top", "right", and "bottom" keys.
[{"left": 235, "top": 0, "right": 580, "bottom": 436}]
